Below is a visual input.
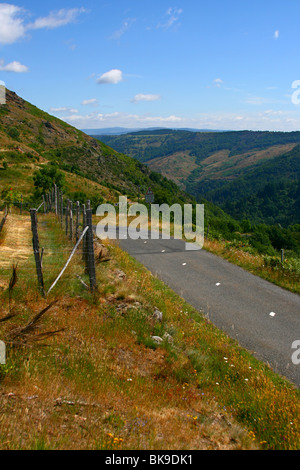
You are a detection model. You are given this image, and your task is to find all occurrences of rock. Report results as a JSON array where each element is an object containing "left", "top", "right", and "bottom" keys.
[
  {"left": 116, "top": 303, "right": 128, "bottom": 314},
  {"left": 94, "top": 242, "right": 110, "bottom": 263},
  {"left": 163, "top": 332, "right": 173, "bottom": 344},
  {"left": 151, "top": 336, "right": 163, "bottom": 345},
  {"left": 115, "top": 269, "right": 126, "bottom": 280},
  {"left": 153, "top": 308, "right": 163, "bottom": 322}
]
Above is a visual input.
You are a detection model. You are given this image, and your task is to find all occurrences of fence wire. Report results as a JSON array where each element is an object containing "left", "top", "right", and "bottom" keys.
[{"left": 0, "top": 186, "right": 98, "bottom": 294}]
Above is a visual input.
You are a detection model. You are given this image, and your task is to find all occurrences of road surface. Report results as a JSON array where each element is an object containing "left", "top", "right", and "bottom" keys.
[{"left": 101, "top": 227, "right": 300, "bottom": 387}]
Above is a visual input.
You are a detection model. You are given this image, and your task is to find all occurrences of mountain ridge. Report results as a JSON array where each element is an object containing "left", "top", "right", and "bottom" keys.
[{"left": 95, "top": 129, "right": 300, "bottom": 226}]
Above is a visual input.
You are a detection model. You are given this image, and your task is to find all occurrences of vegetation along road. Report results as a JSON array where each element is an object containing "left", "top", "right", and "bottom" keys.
[{"left": 111, "top": 229, "right": 300, "bottom": 388}]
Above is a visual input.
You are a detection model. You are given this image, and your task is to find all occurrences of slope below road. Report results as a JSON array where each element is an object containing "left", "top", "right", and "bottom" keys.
[{"left": 112, "top": 231, "right": 300, "bottom": 387}]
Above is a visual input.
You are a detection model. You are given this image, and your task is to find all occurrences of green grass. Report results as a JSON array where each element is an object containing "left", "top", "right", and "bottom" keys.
[
  {"left": 108, "top": 241, "right": 300, "bottom": 450},
  {"left": 0, "top": 212, "right": 299, "bottom": 450}
]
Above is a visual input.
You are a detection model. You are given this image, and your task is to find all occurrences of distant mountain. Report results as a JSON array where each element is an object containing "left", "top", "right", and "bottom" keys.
[
  {"left": 82, "top": 127, "right": 228, "bottom": 136},
  {"left": 95, "top": 128, "right": 300, "bottom": 226},
  {"left": 82, "top": 127, "right": 176, "bottom": 136}
]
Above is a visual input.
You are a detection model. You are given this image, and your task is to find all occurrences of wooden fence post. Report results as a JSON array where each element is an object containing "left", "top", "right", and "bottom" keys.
[
  {"left": 86, "top": 208, "right": 97, "bottom": 290},
  {"left": 60, "top": 194, "right": 63, "bottom": 225},
  {"left": 51, "top": 187, "right": 54, "bottom": 212},
  {"left": 30, "top": 208, "right": 45, "bottom": 297},
  {"left": 54, "top": 184, "right": 58, "bottom": 216},
  {"left": 56, "top": 187, "right": 60, "bottom": 218},
  {"left": 82, "top": 203, "right": 86, "bottom": 262},
  {"left": 76, "top": 201, "right": 80, "bottom": 242},
  {"left": 65, "top": 199, "right": 69, "bottom": 236},
  {"left": 69, "top": 201, "right": 73, "bottom": 240},
  {"left": 0, "top": 209, "right": 8, "bottom": 234}
]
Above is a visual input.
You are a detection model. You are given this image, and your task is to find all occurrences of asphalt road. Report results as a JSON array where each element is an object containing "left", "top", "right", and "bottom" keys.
[{"left": 101, "top": 227, "right": 300, "bottom": 387}]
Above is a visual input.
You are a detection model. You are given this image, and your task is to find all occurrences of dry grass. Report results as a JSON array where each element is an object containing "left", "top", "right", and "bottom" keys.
[
  {"left": 0, "top": 293, "right": 255, "bottom": 450},
  {"left": 0, "top": 214, "right": 258, "bottom": 450},
  {"left": 204, "top": 238, "right": 300, "bottom": 295},
  {"left": 0, "top": 213, "right": 299, "bottom": 450},
  {"left": 0, "top": 211, "right": 32, "bottom": 270}
]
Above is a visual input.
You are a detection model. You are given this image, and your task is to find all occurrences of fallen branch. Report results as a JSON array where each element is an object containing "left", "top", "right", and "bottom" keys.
[
  {"left": 0, "top": 313, "right": 17, "bottom": 323},
  {"left": 8, "top": 263, "right": 18, "bottom": 310},
  {"left": 10, "top": 300, "right": 58, "bottom": 340}
]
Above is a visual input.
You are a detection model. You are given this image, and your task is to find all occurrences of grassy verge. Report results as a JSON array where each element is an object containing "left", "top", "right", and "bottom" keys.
[
  {"left": 204, "top": 238, "right": 300, "bottom": 295},
  {"left": 0, "top": 213, "right": 299, "bottom": 450}
]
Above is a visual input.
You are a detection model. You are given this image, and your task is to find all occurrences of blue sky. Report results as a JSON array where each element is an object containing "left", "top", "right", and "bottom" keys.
[{"left": 1, "top": 0, "right": 300, "bottom": 131}]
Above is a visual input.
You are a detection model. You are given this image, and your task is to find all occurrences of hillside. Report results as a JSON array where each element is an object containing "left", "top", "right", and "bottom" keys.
[
  {"left": 96, "top": 129, "right": 300, "bottom": 226},
  {"left": 1, "top": 91, "right": 300, "bottom": 263},
  {"left": 203, "top": 145, "right": 300, "bottom": 226},
  {"left": 0, "top": 90, "right": 191, "bottom": 208},
  {"left": 1, "top": 207, "right": 299, "bottom": 450},
  {"left": 0, "top": 92, "right": 300, "bottom": 451}
]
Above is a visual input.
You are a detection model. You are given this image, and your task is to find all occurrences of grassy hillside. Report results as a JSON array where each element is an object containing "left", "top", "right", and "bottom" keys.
[
  {"left": 0, "top": 90, "right": 191, "bottom": 208},
  {"left": 0, "top": 209, "right": 299, "bottom": 450}
]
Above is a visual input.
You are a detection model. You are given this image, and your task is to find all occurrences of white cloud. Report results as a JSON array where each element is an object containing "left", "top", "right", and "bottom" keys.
[
  {"left": 243, "top": 95, "right": 279, "bottom": 105},
  {"left": 49, "top": 106, "right": 78, "bottom": 113},
  {"left": 28, "top": 8, "right": 87, "bottom": 30},
  {"left": 214, "top": 78, "right": 223, "bottom": 87},
  {"left": 274, "top": 30, "right": 279, "bottom": 39},
  {"left": 131, "top": 94, "right": 161, "bottom": 103},
  {"left": 61, "top": 110, "right": 182, "bottom": 128},
  {"left": 59, "top": 108, "right": 300, "bottom": 132},
  {"left": 0, "top": 4, "right": 27, "bottom": 44},
  {"left": 110, "top": 18, "right": 136, "bottom": 40},
  {"left": 0, "top": 59, "right": 28, "bottom": 73},
  {"left": 0, "top": 5, "right": 87, "bottom": 45},
  {"left": 97, "top": 69, "right": 123, "bottom": 85},
  {"left": 81, "top": 98, "right": 98, "bottom": 106},
  {"left": 157, "top": 7, "right": 183, "bottom": 30}
]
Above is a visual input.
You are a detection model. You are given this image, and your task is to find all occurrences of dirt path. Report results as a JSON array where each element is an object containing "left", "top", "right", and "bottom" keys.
[{"left": 0, "top": 211, "right": 32, "bottom": 271}]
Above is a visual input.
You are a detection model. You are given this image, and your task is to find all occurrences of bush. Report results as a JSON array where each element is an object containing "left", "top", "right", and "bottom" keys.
[
  {"left": 33, "top": 165, "right": 65, "bottom": 193},
  {"left": 7, "top": 127, "right": 20, "bottom": 140}
]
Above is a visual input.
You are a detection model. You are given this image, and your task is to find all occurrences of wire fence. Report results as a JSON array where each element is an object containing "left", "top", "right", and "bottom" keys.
[
  {"left": 0, "top": 184, "right": 97, "bottom": 297},
  {"left": 33, "top": 184, "right": 97, "bottom": 297}
]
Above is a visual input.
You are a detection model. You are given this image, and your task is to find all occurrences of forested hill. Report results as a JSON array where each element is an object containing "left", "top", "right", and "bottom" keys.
[
  {"left": 96, "top": 129, "right": 300, "bottom": 164},
  {"left": 202, "top": 144, "right": 300, "bottom": 227},
  {"left": 95, "top": 129, "right": 300, "bottom": 227}
]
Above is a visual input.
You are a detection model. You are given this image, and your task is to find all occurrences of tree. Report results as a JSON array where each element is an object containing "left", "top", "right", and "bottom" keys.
[{"left": 33, "top": 165, "right": 65, "bottom": 193}]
